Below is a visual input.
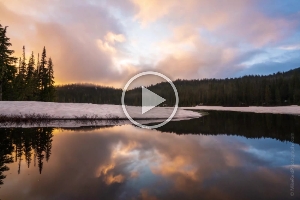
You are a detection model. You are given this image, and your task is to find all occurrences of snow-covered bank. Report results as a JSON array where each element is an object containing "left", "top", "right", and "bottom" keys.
[
  {"left": 0, "top": 118, "right": 196, "bottom": 128},
  {"left": 183, "top": 105, "right": 300, "bottom": 115},
  {"left": 0, "top": 101, "right": 201, "bottom": 120}
]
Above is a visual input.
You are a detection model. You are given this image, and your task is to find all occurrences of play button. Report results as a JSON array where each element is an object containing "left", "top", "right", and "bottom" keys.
[
  {"left": 121, "top": 71, "right": 179, "bottom": 129},
  {"left": 142, "top": 86, "right": 165, "bottom": 114}
]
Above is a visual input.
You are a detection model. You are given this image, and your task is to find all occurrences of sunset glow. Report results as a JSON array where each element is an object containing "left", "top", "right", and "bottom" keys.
[{"left": 0, "top": 0, "right": 299, "bottom": 87}]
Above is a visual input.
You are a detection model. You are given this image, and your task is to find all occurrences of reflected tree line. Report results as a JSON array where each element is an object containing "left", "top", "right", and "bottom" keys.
[
  {"left": 154, "top": 111, "right": 300, "bottom": 144},
  {"left": 0, "top": 128, "right": 53, "bottom": 185}
]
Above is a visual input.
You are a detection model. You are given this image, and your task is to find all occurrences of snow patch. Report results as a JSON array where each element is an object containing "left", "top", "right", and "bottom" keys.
[
  {"left": 183, "top": 105, "right": 300, "bottom": 115},
  {"left": 0, "top": 101, "right": 200, "bottom": 120}
]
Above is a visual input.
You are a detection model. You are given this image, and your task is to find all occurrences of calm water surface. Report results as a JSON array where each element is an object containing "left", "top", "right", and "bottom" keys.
[{"left": 0, "top": 111, "right": 299, "bottom": 200}]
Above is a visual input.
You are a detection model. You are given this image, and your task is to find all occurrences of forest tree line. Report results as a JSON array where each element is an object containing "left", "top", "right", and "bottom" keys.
[
  {"left": 0, "top": 24, "right": 55, "bottom": 101},
  {"left": 56, "top": 84, "right": 122, "bottom": 104},
  {"left": 125, "top": 67, "right": 300, "bottom": 106},
  {"left": 56, "top": 67, "right": 300, "bottom": 106}
]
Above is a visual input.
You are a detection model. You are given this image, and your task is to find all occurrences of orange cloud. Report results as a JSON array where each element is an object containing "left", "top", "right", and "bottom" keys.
[
  {"left": 0, "top": 0, "right": 298, "bottom": 87},
  {"left": 131, "top": 0, "right": 175, "bottom": 26},
  {"left": 105, "top": 32, "right": 126, "bottom": 44}
]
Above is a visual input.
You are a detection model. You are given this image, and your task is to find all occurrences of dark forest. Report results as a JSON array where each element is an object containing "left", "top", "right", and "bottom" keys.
[{"left": 56, "top": 67, "right": 300, "bottom": 106}]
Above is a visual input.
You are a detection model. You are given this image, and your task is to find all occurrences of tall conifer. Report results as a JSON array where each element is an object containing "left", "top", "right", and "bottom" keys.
[
  {"left": 0, "top": 25, "right": 17, "bottom": 100},
  {"left": 38, "top": 47, "right": 48, "bottom": 101},
  {"left": 46, "top": 57, "right": 55, "bottom": 101},
  {"left": 25, "top": 52, "right": 37, "bottom": 100}
]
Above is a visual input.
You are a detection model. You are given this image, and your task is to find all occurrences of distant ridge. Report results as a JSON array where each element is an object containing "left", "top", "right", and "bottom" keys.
[
  {"left": 278, "top": 67, "right": 300, "bottom": 76},
  {"left": 56, "top": 67, "right": 300, "bottom": 106}
]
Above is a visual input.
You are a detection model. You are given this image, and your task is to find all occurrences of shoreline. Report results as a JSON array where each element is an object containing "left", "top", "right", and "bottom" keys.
[
  {"left": 0, "top": 101, "right": 201, "bottom": 127},
  {"left": 183, "top": 105, "right": 300, "bottom": 115},
  {"left": 0, "top": 116, "right": 196, "bottom": 128},
  {"left": 1, "top": 101, "right": 300, "bottom": 127}
]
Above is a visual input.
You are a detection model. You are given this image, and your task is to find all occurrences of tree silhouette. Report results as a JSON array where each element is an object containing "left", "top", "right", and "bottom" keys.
[
  {"left": 0, "top": 23, "right": 56, "bottom": 101},
  {"left": 46, "top": 57, "right": 55, "bottom": 101},
  {"left": 25, "top": 51, "right": 38, "bottom": 100},
  {"left": 38, "top": 47, "right": 47, "bottom": 101},
  {"left": 0, "top": 25, "right": 17, "bottom": 101}
]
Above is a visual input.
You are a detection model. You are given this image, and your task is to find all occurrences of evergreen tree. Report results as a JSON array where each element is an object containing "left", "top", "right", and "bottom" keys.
[
  {"left": 25, "top": 51, "right": 37, "bottom": 100},
  {"left": 36, "top": 53, "right": 39, "bottom": 75},
  {"left": 0, "top": 24, "right": 17, "bottom": 100},
  {"left": 14, "top": 58, "right": 23, "bottom": 100},
  {"left": 26, "top": 52, "right": 35, "bottom": 81},
  {"left": 18, "top": 57, "right": 21, "bottom": 74},
  {"left": 46, "top": 57, "right": 55, "bottom": 101},
  {"left": 15, "top": 46, "right": 27, "bottom": 100},
  {"left": 20, "top": 46, "right": 26, "bottom": 77},
  {"left": 38, "top": 47, "right": 48, "bottom": 101}
]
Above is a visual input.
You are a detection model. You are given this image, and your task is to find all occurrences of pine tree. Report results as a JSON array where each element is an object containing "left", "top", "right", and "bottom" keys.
[
  {"left": 25, "top": 51, "right": 37, "bottom": 100},
  {"left": 35, "top": 53, "right": 40, "bottom": 98},
  {"left": 46, "top": 57, "right": 55, "bottom": 101},
  {"left": 18, "top": 57, "right": 21, "bottom": 74},
  {"left": 36, "top": 53, "right": 39, "bottom": 75},
  {"left": 38, "top": 47, "right": 48, "bottom": 101},
  {"left": 16, "top": 46, "right": 27, "bottom": 100},
  {"left": 26, "top": 51, "right": 35, "bottom": 81},
  {"left": 20, "top": 46, "right": 26, "bottom": 77},
  {"left": 0, "top": 25, "right": 17, "bottom": 100},
  {"left": 14, "top": 57, "right": 23, "bottom": 100}
]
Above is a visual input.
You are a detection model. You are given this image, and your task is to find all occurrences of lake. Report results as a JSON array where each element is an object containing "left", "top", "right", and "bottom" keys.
[{"left": 0, "top": 111, "right": 299, "bottom": 200}]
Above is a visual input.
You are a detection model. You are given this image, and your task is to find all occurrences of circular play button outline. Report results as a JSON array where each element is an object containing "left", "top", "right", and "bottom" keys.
[{"left": 121, "top": 71, "right": 179, "bottom": 129}]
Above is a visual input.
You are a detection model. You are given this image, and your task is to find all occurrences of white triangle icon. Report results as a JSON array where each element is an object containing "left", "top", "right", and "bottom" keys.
[{"left": 142, "top": 86, "right": 166, "bottom": 114}]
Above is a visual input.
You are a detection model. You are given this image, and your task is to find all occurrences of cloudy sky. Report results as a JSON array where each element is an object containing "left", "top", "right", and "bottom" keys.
[{"left": 0, "top": 0, "right": 299, "bottom": 87}]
